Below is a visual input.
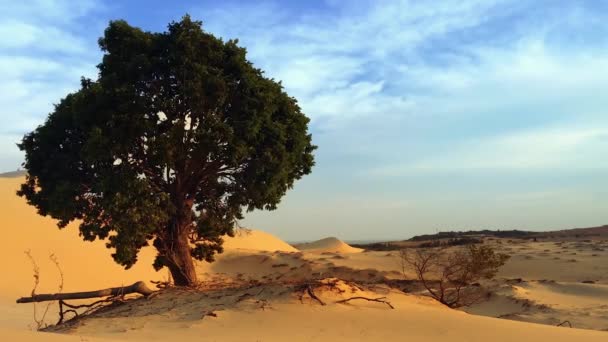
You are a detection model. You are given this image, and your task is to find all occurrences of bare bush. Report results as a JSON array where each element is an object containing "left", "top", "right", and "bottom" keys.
[
  {"left": 25, "top": 251, "right": 64, "bottom": 330},
  {"left": 399, "top": 244, "right": 509, "bottom": 308}
]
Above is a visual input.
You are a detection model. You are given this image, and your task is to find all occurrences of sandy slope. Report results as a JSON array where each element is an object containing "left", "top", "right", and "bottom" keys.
[
  {"left": 0, "top": 177, "right": 292, "bottom": 339},
  {"left": 2, "top": 176, "right": 608, "bottom": 340},
  {"left": 462, "top": 239, "right": 608, "bottom": 330},
  {"left": 0, "top": 177, "right": 162, "bottom": 340},
  {"left": 294, "top": 237, "right": 364, "bottom": 253},
  {"left": 0, "top": 177, "right": 161, "bottom": 300},
  {"left": 45, "top": 279, "right": 608, "bottom": 341}
]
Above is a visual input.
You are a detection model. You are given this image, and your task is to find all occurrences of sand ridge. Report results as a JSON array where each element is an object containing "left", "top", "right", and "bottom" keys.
[
  {"left": 294, "top": 237, "right": 364, "bottom": 253},
  {"left": 222, "top": 228, "right": 298, "bottom": 253},
  {"left": 2, "top": 176, "right": 608, "bottom": 340},
  {"left": 42, "top": 278, "right": 608, "bottom": 342}
]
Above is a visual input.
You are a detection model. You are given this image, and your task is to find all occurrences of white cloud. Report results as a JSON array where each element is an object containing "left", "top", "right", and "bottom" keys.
[
  {"left": 0, "top": 20, "right": 89, "bottom": 53},
  {"left": 372, "top": 124, "right": 608, "bottom": 175},
  {"left": 200, "top": 0, "right": 510, "bottom": 123},
  {"left": 0, "top": 0, "right": 101, "bottom": 170},
  {"left": 1, "top": 0, "right": 100, "bottom": 23}
]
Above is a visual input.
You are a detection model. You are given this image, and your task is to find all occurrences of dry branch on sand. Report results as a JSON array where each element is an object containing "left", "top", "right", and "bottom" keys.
[
  {"left": 296, "top": 278, "right": 394, "bottom": 309},
  {"left": 304, "top": 284, "right": 326, "bottom": 305},
  {"left": 335, "top": 296, "right": 395, "bottom": 309},
  {"left": 16, "top": 281, "right": 154, "bottom": 303},
  {"left": 20, "top": 252, "right": 155, "bottom": 327},
  {"left": 17, "top": 281, "right": 155, "bottom": 325}
]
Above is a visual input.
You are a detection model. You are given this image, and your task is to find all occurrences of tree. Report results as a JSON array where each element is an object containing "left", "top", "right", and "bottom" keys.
[
  {"left": 18, "top": 16, "right": 316, "bottom": 286},
  {"left": 399, "top": 245, "right": 509, "bottom": 307}
]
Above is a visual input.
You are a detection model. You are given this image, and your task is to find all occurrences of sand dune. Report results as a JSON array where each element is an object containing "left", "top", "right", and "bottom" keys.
[
  {"left": 0, "top": 176, "right": 162, "bottom": 341},
  {"left": 0, "top": 177, "right": 293, "bottom": 302},
  {"left": 294, "top": 237, "right": 363, "bottom": 253},
  {"left": 222, "top": 228, "right": 298, "bottom": 253},
  {"left": 466, "top": 279, "right": 608, "bottom": 331},
  {"left": 2, "top": 175, "right": 608, "bottom": 340},
  {"left": 0, "top": 177, "right": 161, "bottom": 300},
  {"left": 42, "top": 278, "right": 608, "bottom": 341}
]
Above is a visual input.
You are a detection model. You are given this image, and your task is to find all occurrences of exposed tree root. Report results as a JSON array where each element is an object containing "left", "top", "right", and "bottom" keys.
[{"left": 57, "top": 297, "right": 125, "bottom": 325}]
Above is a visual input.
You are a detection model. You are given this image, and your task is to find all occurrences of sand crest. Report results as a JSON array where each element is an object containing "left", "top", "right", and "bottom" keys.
[
  {"left": 294, "top": 237, "right": 363, "bottom": 253},
  {"left": 2, "top": 176, "right": 608, "bottom": 340},
  {"left": 222, "top": 228, "right": 298, "bottom": 253}
]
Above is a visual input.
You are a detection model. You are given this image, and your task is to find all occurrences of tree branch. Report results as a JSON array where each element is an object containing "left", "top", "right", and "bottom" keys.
[
  {"left": 16, "top": 281, "right": 154, "bottom": 303},
  {"left": 335, "top": 296, "right": 394, "bottom": 309}
]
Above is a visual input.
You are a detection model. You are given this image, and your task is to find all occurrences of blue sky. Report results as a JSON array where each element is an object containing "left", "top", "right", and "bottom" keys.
[{"left": 1, "top": 0, "right": 607, "bottom": 241}]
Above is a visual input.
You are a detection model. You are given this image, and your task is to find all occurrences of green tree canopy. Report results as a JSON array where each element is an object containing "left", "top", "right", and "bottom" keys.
[{"left": 18, "top": 15, "right": 316, "bottom": 286}]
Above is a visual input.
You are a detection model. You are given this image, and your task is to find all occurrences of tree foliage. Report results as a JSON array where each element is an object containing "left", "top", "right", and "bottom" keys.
[
  {"left": 399, "top": 245, "right": 510, "bottom": 307},
  {"left": 18, "top": 15, "right": 316, "bottom": 286}
]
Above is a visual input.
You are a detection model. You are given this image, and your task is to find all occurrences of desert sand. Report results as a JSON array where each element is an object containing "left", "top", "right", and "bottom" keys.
[{"left": 1, "top": 175, "right": 607, "bottom": 341}]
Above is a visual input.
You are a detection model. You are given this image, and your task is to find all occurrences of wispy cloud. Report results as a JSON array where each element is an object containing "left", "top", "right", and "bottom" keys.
[
  {"left": 194, "top": 0, "right": 608, "bottom": 235},
  {"left": 1, "top": 0, "right": 606, "bottom": 236},
  {"left": 373, "top": 124, "right": 608, "bottom": 175},
  {"left": 200, "top": 0, "right": 608, "bottom": 175},
  {"left": 0, "top": 0, "right": 102, "bottom": 169}
]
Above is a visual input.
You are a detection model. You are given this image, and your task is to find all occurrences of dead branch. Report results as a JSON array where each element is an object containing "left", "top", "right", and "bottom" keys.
[
  {"left": 306, "top": 285, "right": 326, "bottom": 306},
  {"left": 297, "top": 283, "right": 326, "bottom": 306},
  {"left": 557, "top": 320, "right": 572, "bottom": 328},
  {"left": 16, "top": 281, "right": 154, "bottom": 304},
  {"left": 24, "top": 250, "right": 43, "bottom": 329},
  {"left": 57, "top": 297, "right": 118, "bottom": 325},
  {"left": 42, "top": 254, "right": 64, "bottom": 325},
  {"left": 335, "top": 296, "right": 394, "bottom": 309}
]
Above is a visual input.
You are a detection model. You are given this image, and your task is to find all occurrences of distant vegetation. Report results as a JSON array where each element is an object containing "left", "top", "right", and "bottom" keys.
[
  {"left": 417, "top": 237, "right": 483, "bottom": 248},
  {"left": 353, "top": 226, "right": 608, "bottom": 252},
  {"left": 409, "top": 230, "right": 537, "bottom": 241},
  {"left": 350, "top": 242, "right": 400, "bottom": 251},
  {"left": 353, "top": 237, "right": 483, "bottom": 251}
]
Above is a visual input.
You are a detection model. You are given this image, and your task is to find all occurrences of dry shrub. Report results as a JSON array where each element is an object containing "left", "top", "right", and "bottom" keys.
[
  {"left": 25, "top": 250, "right": 64, "bottom": 330},
  {"left": 399, "top": 245, "right": 510, "bottom": 308}
]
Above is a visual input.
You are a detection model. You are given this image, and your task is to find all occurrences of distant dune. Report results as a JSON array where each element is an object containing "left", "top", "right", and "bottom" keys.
[
  {"left": 294, "top": 237, "right": 363, "bottom": 253},
  {"left": 540, "top": 225, "right": 608, "bottom": 238},
  {"left": 2, "top": 175, "right": 608, "bottom": 341},
  {"left": 222, "top": 229, "right": 298, "bottom": 252},
  {"left": 0, "top": 170, "right": 26, "bottom": 178}
]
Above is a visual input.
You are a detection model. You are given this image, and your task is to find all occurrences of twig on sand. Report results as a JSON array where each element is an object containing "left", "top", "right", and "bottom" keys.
[
  {"left": 297, "top": 284, "right": 326, "bottom": 306},
  {"left": 335, "top": 296, "right": 394, "bottom": 309},
  {"left": 57, "top": 297, "right": 124, "bottom": 324},
  {"left": 557, "top": 320, "right": 572, "bottom": 328},
  {"left": 306, "top": 285, "right": 326, "bottom": 306}
]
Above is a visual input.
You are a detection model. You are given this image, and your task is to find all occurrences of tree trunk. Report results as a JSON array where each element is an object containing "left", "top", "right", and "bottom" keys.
[
  {"left": 160, "top": 194, "right": 198, "bottom": 287},
  {"left": 165, "top": 230, "right": 197, "bottom": 286}
]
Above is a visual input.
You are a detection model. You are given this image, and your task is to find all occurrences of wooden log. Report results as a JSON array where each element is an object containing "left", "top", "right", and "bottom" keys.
[{"left": 16, "top": 281, "right": 154, "bottom": 304}]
